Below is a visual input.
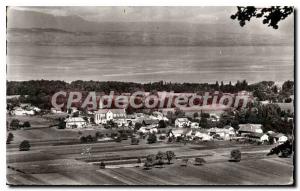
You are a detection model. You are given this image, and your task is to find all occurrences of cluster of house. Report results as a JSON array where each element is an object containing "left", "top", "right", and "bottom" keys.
[
  {"left": 63, "top": 108, "right": 168, "bottom": 130},
  {"left": 236, "top": 124, "right": 288, "bottom": 144},
  {"left": 9, "top": 104, "right": 41, "bottom": 116},
  {"left": 8, "top": 102, "right": 289, "bottom": 145}
]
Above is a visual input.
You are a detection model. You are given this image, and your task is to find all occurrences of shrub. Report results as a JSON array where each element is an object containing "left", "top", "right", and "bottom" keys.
[
  {"left": 100, "top": 162, "right": 106, "bottom": 169},
  {"left": 137, "top": 157, "right": 142, "bottom": 163},
  {"left": 121, "top": 133, "right": 128, "bottom": 140},
  {"left": 23, "top": 121, "right": 31, "bottom": 128},
  {"left": 181, "top": 158, "right": 189, "bottom": 166},
  {"left": 10, "top": 119, "right": 20, "bottom": 130},
  {"left": 156, "top": 151, "right": 166, "bottom": 166},
  {"left": 115, "top": 135, "right": 122, "bottom": 143},
  {"left": 134, "top": 122, "right": 142, "bottom": 131},
  {"left": 6, "top": 133, "right": 14, "bottom": 144},
  {"left": 95, "top": 132, "right": 104, "bottom": 139},
  {"left": 147, "top": 133, "right": 157, "bottom": 144},
  {"left": 146, "top": 154, "right": 156, "bottom": 165},
  {"left": 131, "top": 137, "right": 139, "bottom": 145},
  {"left": 159, "top": 135, "right": 166, "bottom": 140},
  {"left": 80, "top": 136, "right": 87, "bottom": 143},
  {"left": 230, "top": 149, "right": 241, "bottom": 162},
  {"left": 86, "top": 135, "right": 94, "bottom": 142},
  {"left": 57, "top": 119, "right": 66, "bottom": 129},
  {"left": 143, "top": 161, "right": 152, "bottom": 170},
  {"left": 166, "top": 151, "right": 176, "bottom": 164},
  {"left": 194, "top": 157, "right": 206, "bottom": 165},
  {"left": 19, "top": 140, "right": 31, "bottom": 151}
]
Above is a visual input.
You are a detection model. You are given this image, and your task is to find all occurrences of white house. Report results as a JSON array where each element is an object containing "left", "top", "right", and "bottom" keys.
[
  {"left": 238, "top": 124, "right": 263, "bottom": 135},
  {"left": 209, "top": 113, "right": 220, "bottom": 122},
  {"left": 194, "top": 132, "right": 213, "bottom": 141},
  {"left": 149, "top": 111, "right": 169, "bottom": 122},
  {"left": 169, "top": 129, "right": 192, "bottom": 138},
  {"left": 191, "top": 122, "right": 200, "bottom": 129},
  {"left": 13, "top": 107, "right": 35, "bottom": 116},
  {"left": 175, "top": 118, "right": 191, "bottom": 128},
  {"left": 94, "top": 109, "right": 126, "bottom": 124},
  {"left": 51, "top": 107, "right": 64, "bottom": 114},
  {"left": 272, "top": 133, "right": 288, "bottom": 144},
  {"left": 246, "top": 132, "right": 269, "bottom": 143},
  {"left": 65, "top": 117, "right": 87, "bottom": 129}
]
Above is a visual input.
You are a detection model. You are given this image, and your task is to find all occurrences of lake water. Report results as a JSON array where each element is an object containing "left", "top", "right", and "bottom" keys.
[{"left": 7, "top": 44, "right": 294, "bottom": 84}]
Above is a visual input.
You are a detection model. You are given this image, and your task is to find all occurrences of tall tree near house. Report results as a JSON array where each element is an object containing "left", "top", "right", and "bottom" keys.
[
  {"left": 156, "top": 151, "right": 166, "bottom": 166},
  {"left": 10, "top": 119, "right": 20, "bottom": 130},
  {"left": 6, "top": 132, "right": 14, "bottom": 144},
  {"left": 231, "top": 6, "right": 293, "bottom": 29},
  {"left": 19, "top": 140, "right": 31, "bottom": 151},
  {"left": 166, "top": 151, "right": 176, "bottom": 164},
  {"left": 57, "top": 118, "right": 66, "bottom": 129},
  {"left": 23, "top": 121, "right": 31, "bottom": 128},
  {"left": 147, "top": 133, "right": 157, "bottom": 144}
]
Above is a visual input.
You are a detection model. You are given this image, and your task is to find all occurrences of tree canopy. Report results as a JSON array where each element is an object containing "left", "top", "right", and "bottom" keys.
[{"left": 231, "top": 6, "right": 293, "bottom": 29}]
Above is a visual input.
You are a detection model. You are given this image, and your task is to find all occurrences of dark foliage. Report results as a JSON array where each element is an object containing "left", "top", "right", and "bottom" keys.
[
  {"left": 230, "top": 149, "right": 241, "bottom": 162},
  {"left": 231, "top": 6, "right": 293, "bottom": 29},
  {"left": 19, "top": 140, "right": 31, "bottom": 151},
  {"left": 267, "top": 140, "right": 293, "bottom": 158},
  {"left": 147, "top": 133, "right": 157, "bottom": 144}
]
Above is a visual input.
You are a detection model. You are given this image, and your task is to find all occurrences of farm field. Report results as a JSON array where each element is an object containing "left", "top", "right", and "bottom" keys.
[
  {"left": 7, "top": 155, "right": 293, "bottom": 185},
  {"left": 7, "top": 137, "right": 294, "bottom": 185}
]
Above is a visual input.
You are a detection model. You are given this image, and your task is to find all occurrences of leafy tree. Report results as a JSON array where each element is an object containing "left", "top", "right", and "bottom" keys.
[
  {"left": 86, "top": 135, "right": 94, "bottom": 142},
  {"left": 10, "top": 119, "right": 20, "bottom": 130},
  {"left": 174, "top": 109, "right": 185, "bottom": 118},
  {"left": 6, "top": 132, "right": 14, "bottom": 144},
  {"left": 100, "top": 161, "right": 106, "bottom": 169},
  {"left": 200, "top": 117, "right": 209, "bottom": 129},
  {"left": 231, "top": 6, "right": 293, "bottom": 29},
  {"left": 181, "top": 158, "right": 189, "bottom": 167},
  {"left": 156, "top": 151, "right": 166, "bottom": 166},
  {"left": 159, "top": 135, "right": 166, "bottom": 140},
  {"left": 80, "top": 136, "right": 87, "bottom": 143},
  {"left": 137, "top": 157, "right": 142, "bottom": 165},
  {"left": 230, "top": 149, "right": 241, "bottom": 162},
  {"left": 146, "top": 154, "right": 156, "bottom": 165},
  {"left": 72, "top": 111, "right": 79, "bottom": 117},
  {"left": 200, "top": 113, "right": 210, "bottom": 118},
  {"left": 193, "top": 112, "right": 199, "bottom": 119},
  {"left": 23, "top": 121, "right": 31, "bottom": 128},
  {"left": 194, "top": 157, "right": 206, "bottom": 165},
  {"left": 57, "top": 118, "right": 66, "bottom": 129},
  {"left": 134, "top": 122, "right": 142, "bottom": 131},
  {"left": 158, "top": 120, "right": 166, "bottom": 129},
  {"left": 131, "top": 137, "right": 139, "bottom": 145},
  {"left": 147, "top": 133, "right": 157, "bottom": 144},
  {"left": 95, "top": 132, "right": 104, "bottom": 139},
  {"left": 166, "top": 151, "right": 176, "bottom": 164},
  {"left": 115, "top": 135, "right": 122, "bottom": 142},
  {"left": 19, "top": 140, "right": 31, "bottom": 151},
  {"left": 143, "top": 161, "right": 152, "bottom": 170}
]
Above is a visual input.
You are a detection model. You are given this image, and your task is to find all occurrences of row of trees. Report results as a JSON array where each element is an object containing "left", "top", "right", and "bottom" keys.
[
  {"left": 7, "top": 80, "right": 294, "bottom": 110},
  {"left": 8, "top": 119, "right": 31, "bottom": 130}
]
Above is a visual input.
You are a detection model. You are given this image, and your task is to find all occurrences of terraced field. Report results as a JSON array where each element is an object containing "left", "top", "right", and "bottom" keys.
[{"left": 7, "top": 156, "right": 293, "bottom": 185}]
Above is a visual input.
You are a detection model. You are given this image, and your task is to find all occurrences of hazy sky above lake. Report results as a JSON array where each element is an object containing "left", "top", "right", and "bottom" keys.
[{"left": 7, "top": 7, "right": 294, "bottom": 84}]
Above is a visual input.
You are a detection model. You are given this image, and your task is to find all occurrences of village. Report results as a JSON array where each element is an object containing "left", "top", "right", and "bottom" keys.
[{"left": 6, "top": 91, "right": 293, "bottom": 155}]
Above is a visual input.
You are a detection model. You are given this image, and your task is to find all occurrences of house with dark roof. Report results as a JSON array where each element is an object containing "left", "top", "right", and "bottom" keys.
[{"left": 238, "top": 124, "right": 263, "bottom": 135}]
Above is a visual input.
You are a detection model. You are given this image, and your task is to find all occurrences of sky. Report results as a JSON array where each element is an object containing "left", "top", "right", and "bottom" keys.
[{"left": 10, "top": 6, "right": 237, "bottom": 23}]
